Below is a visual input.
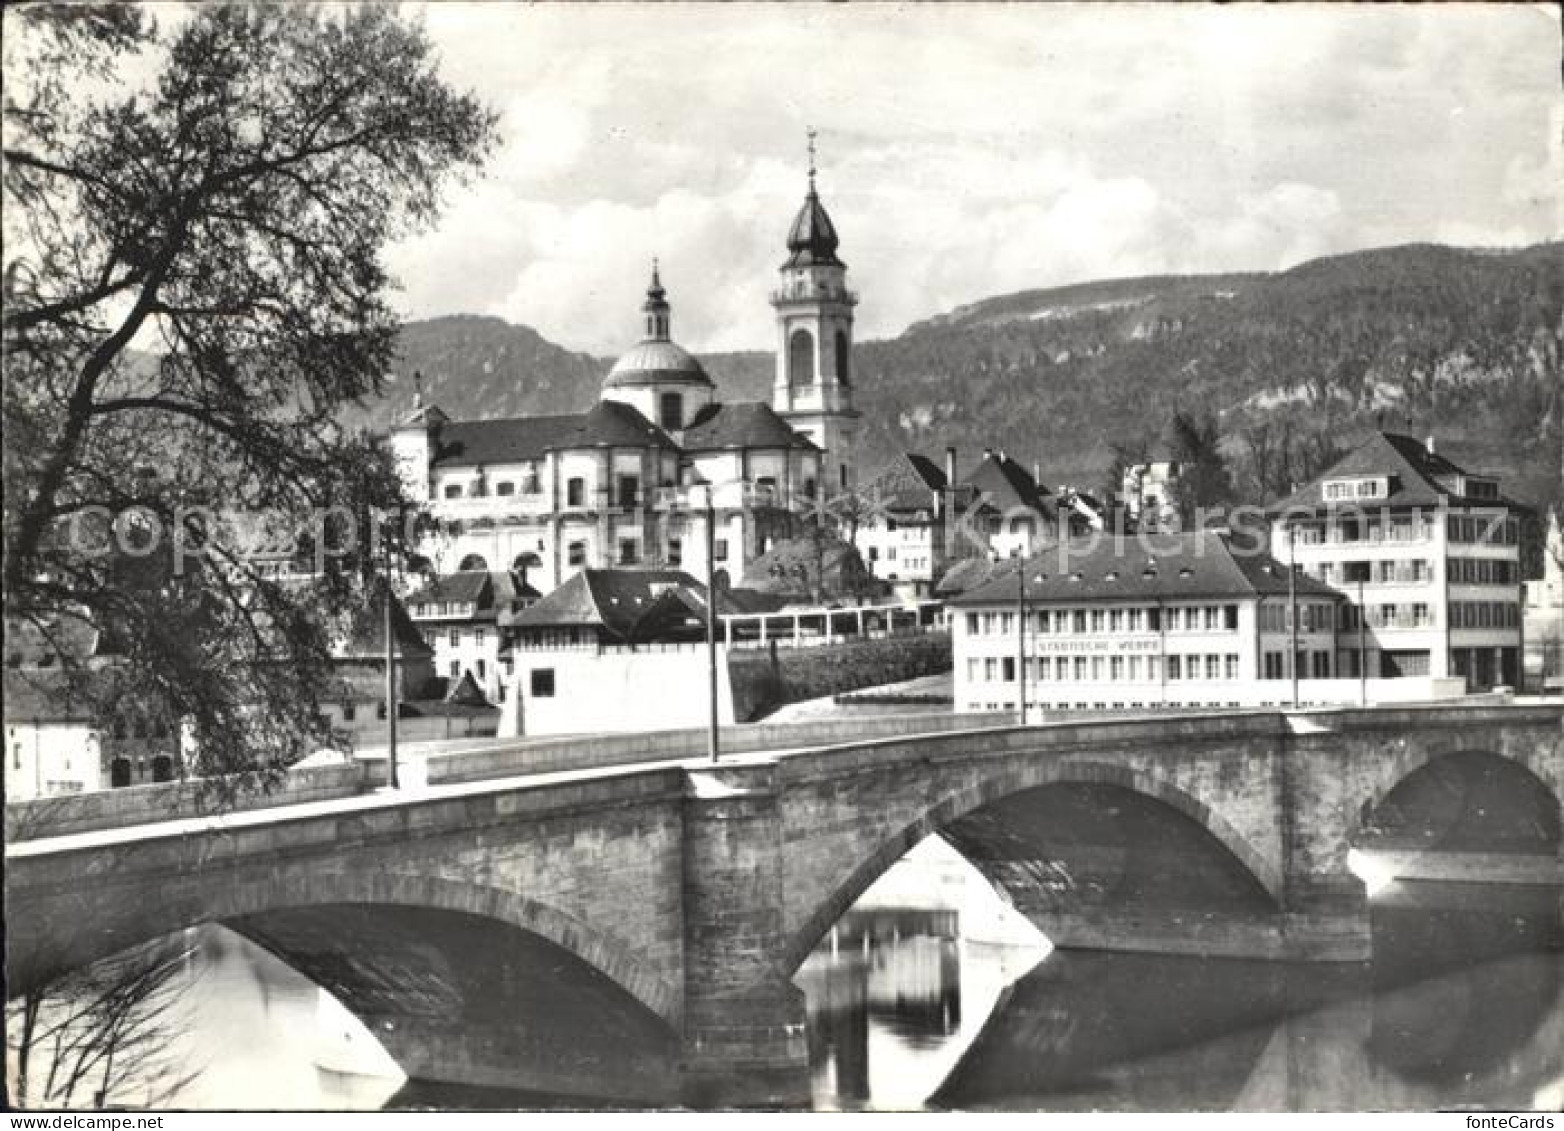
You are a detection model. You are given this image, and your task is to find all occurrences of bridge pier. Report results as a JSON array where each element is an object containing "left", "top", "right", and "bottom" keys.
[
  {"left": 1278, "top": 879, "right": 1373, "bottom": 962},
  {"left": 680, "top": 762, "right": 811, "bottom": 1108}
]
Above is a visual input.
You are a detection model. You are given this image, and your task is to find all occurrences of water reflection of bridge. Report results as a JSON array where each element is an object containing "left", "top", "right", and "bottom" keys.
[
  {"left": 932, "top": 887, "right": 1563, "bottom": 1112},
  {"left": 796, "top": 910, "right": 966, "bottom": 1106}
]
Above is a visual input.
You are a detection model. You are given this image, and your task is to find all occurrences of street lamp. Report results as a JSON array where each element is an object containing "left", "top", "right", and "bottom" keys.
[
  {"left": 1016, "top": 546, "right": 1028, "bottom": 725},
  {"left": 693, "top": 477, "right": 720, "bottom": 762},
  {"left": 381, "top": 525, "right": 400, "bottom": 790},
  {"left": 1357, "top": 577, "right": 1368, "bottom": 707},
  {"left": 1288, "top": 523, "right": 1300, "bottom": 710}
]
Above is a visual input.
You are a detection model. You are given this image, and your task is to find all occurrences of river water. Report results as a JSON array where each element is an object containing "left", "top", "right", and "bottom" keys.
[{"left": 8, "top": 838, "right": 1561, "bottom": 1111}]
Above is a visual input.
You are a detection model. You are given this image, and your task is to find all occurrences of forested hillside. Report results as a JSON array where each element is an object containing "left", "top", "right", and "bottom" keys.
[{"left": 370, "top": 243, "right": 1563, "bottom": 516}]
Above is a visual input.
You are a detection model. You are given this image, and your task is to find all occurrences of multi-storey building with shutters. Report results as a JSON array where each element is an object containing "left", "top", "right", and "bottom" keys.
[{"left": 1269, "top": 431, "right": 1524, "bottom": 690}]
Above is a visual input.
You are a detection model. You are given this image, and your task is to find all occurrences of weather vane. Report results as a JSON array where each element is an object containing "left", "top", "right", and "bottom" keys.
[{"left": 807, "top": 127, "right": 817, "bottom": 189}]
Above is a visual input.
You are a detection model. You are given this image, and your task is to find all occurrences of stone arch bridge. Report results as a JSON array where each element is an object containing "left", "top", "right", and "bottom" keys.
[{"left": 6, "top": 704, "right": 1561, "bottom": 1105}]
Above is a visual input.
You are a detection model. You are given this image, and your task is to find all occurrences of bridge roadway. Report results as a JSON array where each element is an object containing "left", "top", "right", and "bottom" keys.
[{"left": 6, "top": 702, "right": 1562, "bottom": 1106}]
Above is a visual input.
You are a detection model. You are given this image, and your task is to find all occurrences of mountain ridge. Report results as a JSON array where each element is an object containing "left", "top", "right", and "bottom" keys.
[{"left": 369, "top": 241, "right": 1562, "bottom": 516}]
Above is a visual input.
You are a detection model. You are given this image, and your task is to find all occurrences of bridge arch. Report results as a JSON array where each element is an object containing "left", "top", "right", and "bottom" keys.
[
  {"left": 9, "top": 868, "right": 679, "bottom": 1028},
  {"left": 1349, "top": 747, "right": 1562, "bottom": 853},
  {"left": 781, "top": 758, "right": 1283, "bottom": 972}
]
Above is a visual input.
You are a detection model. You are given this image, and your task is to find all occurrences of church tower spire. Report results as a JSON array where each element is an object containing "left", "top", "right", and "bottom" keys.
[{"left": 772, "top": 132, "right": 860, "bottom": 494}]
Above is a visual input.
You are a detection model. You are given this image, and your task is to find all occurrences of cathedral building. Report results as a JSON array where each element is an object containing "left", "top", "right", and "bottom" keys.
[{"left": 390, "top": 158, "right": 861, "bottom": 596}]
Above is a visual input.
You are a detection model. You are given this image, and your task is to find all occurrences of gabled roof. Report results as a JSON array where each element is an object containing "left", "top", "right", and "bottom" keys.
[
  {"left": 868, "top": 452, "right": 948, "bottom": 514},
  {"left": 669, "top": 584, "right": 789, "bottom": 619},
  {"left": 959, "top": 452, "right": 1055, "bottom": 517},
  {"left": 406, "top": 570, "right": 493, "bottom": 608},
  {"left": 430, "top": 401, "right": 678, "bottom": 468},
  {"left": 681, "top": 401, "right": 818, "bottom": 452},
  {"left": 934, "top": 555, "right": 1019, "bottom": 598},
  {"left": 507, "top": 569, "right": 706, "bottom": 643},
  {"left": 1272, "top": 432, "right": 1519, "bottom": 512},
  {"left": 409, "top": 570, "right": 541, "bottom": 625},
  {"left": 334, "top": 592, "right": 434, "bottom": 660},
  {"left": 3, "top": 669, "right": 96, "bottom": 722},
  {"left": 950, "top": 531, "right": 1342, "bottom": 606},
  {"left": 444, "top": 669, "right": 490, "bottom": 706},
  {"left": 904, "top": 453, "right": 948, "bottom": 493}
]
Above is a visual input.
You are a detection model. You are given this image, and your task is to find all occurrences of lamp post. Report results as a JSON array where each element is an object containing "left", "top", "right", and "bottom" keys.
[
  {"left": 1288, "top": 523, "right": 1300, "bottom": 710},
  {"left": 382, "top": 529, "right": 400, "bottom": 790},
  {"left": 1357, "top": 577, "right": 1368, "bottom": 707},
  {"left": 698, "top": 479, "right": 720, "bottom": 763},
  {"left": 1016, "top": 547, "right": 1028, "bottom": 725}
]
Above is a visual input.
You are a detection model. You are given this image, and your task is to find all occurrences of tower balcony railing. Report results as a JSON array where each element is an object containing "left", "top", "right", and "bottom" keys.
[{"left": 770, "top": 280, "right": 858, "bottom": 305}]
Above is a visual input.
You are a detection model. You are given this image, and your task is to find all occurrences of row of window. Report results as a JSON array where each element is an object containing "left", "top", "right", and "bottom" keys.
[
  {"left": 967, "top": 652, "right": 1244, "bottom": 684},
  {"left": 1291, "top": 515, "right": 1434, "bottom": 544},
  {"left": 1257, "top": 604, "right": 1337, "bottom": 633},
  {"left": 1340, "top": 603, "right": 1435, "bottom": 630},
  {"left": 1319, "top": 559, "right": 1432, "bottom": 585},
  {"left": 965, "top": 604, "right": 1241, "bottom": 637},
  {"left": 1447, "top": 558, "right": 1519, "bottom": 586},
  {"left": 1449, "top": 602, "right": 1522, "bottom": 629},
  {"left": 1447, "top": 515, "right": 1519, "bottom": 545},
  {"left": 1260, "top": 651, "right": 1334, "bottom": 679},
  {"left": 1288, "top": 513, "right": 1517, "bottom": 546},
  {"left": 868, "top": 546, "right": 931, "bottom": 570},
  {"left": 442, "top": 475, "right": 642, "bottom": 507}
]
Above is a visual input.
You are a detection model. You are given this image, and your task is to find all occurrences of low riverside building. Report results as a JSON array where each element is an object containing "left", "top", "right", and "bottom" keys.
[
  {"left": 316, "top": 589, "right": 500, "bottom": 746},
  {"left": 1270, "top": 432, "right": 1525, "bottom": 690},
  {"left": 951, "top": 530, "right": 1351, "bottom": 714},
  {"left": 3, "top": 619, "right": 190, "bottom": 796},
  {"left": 405, "top": 568, "right": 540, "bottom": 703},
  {"left": 500, "top": 568, "right": 735, "bottom": 736}
]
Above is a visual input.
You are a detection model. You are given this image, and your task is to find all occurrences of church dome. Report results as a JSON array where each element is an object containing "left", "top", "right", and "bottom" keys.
[
  {"left": 604, "top": 339, "right": 713, "bottom": 389},
  {"left": 603, "top": 263, "right": 715, "bottom": 391}
]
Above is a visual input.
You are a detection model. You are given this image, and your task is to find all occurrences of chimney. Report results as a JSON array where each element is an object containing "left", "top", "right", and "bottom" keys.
[
  {"left": 983, "top": 447, "right": 995, "bottom": 463},
  {"left": 1033, "top": 460, "right": 1043, "bottom": 486},
  {"left": 1425, "top": 435, "right": 1436, "bottom": 456},
  {"left": 945, "top": 446, "right": 957, "bottom": 489}
]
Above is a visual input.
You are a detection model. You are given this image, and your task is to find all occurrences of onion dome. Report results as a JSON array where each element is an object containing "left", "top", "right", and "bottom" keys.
[
  {"left": 784, "top": 131, "right": 844, "bottom": 268},
  {"left": 603, "top": 263, "right": 714, "bottom": 391},
  {"left": 784, "top": 186, "right": 843, "bottom": 269}
]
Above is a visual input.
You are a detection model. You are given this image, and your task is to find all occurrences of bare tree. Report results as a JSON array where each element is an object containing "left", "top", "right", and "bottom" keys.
[{"left": 8, "top": 934, "right": 202, "bottom": 1109}]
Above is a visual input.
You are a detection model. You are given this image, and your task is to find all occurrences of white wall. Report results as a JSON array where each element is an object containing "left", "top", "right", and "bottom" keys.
[
  {"left": 507, "top": 645, "right": 735, "bottom": 736},
  {"left": 4, "top": 720, "right": 101, "bottom": 800}
]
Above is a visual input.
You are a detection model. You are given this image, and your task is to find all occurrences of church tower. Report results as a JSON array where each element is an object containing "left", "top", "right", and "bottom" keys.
[{"left": 772, "top": 134, "right": 860, "bottom": 494}]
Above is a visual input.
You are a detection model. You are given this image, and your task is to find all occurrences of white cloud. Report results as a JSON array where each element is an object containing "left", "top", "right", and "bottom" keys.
[{"left": 377, "top": 2, "right": 1562, "bottom": 353}]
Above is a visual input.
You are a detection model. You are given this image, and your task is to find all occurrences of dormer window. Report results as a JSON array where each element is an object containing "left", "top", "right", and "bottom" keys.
[
  {"left": 1463, "top": 478, "right": 1498, "bottom": 499},
  {"left": 1323, "top": 477, "right": 1389, "bottom": 502}
]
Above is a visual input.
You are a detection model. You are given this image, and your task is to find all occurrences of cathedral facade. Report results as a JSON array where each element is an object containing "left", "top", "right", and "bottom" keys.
[{"left": 390, "top": 165, "right": 861, "bottom": 595}]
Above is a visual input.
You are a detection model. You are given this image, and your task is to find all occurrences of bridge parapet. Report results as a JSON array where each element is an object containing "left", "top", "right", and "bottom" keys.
[
  {"left": 4, "top": 760, "right": 369, "bottom": 841},
  {"left": 4, "top": 711, "right": 1015, "bottom": 841}
]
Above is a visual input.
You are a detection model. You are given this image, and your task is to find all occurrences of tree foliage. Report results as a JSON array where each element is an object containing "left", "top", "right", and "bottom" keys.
[
  {"left": 1165, "top": 409, "right": 1234, "bottom": 526},
  {"left": 3, "top": 4, "right": 496, "bottom": 776}
]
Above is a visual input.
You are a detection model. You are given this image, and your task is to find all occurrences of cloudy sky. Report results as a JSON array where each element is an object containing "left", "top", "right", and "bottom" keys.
[{"left": 379, "top": 3, "right": 1559, "bottom": 354}]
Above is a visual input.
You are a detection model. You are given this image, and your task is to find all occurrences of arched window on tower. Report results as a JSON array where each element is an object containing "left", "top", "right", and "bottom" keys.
[
  {"left": 788, "top": 328, "right": 814, "bottom": 388},
  {"left": 835, "top": 329, "right": 851, "bottom": 387}
]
